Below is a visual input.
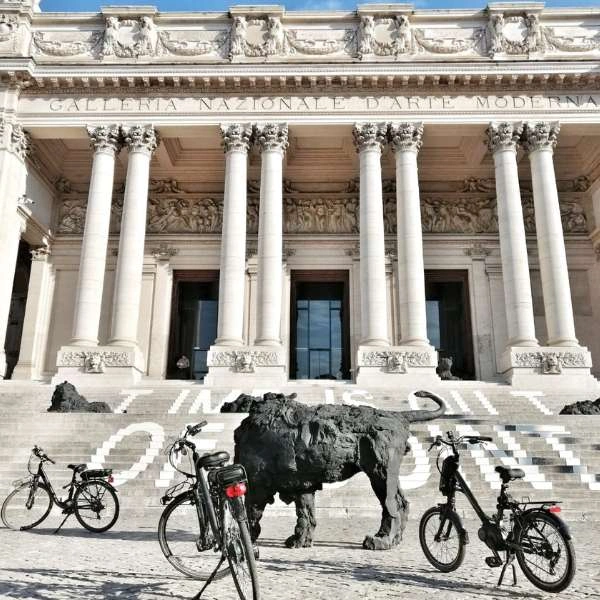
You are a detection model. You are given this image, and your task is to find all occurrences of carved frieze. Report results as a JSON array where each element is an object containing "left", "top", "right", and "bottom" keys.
[
  {"left": 147, "top": 196, "right": 222, "bottom": 234},
  {"left": 102, "top": 16, "right": 157, "bottom": 58},
  {"left": 0, "top": 14, "right": 17, "bottom": 43},
  {"left": 208, "top": 350, "right": 281, "bottom": 371},
  {"left": 32, "top": 31, "right": 103, "bottom": 57},
  {"left": 286, "top": 28, "right": 354, "bottom": 56},
  {"left": 512, "top": 350, "right": 590, "bottom": 373},
  {"left": 359, "top": 350, "right": 435, "bottom": 371},
  {"left": 157, "top": 30, "right": 227, "bottom": 57},
  {"left": 57, "top": 350, "right": 132, "bottom": 368}
]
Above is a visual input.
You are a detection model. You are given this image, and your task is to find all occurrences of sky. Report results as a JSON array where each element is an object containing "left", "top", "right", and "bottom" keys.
[{"left": 39, "top": 0, "right": 600, "bottom": 14}]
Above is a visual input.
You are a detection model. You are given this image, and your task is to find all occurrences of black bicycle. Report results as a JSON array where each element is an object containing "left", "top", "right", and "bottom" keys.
[
  {"left": 419, "top": 431, "right": 575, "bottom": 593},
  {"left": 158, "top": 422, "right": 260, "bottom": 600},
  {"left": 1, "top": 445, "right": 119, "bottom": 533}
]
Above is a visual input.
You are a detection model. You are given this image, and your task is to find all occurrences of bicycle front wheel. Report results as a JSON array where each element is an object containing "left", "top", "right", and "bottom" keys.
[
  {"left": 158, "top": 491, "right": 229, "bottom": 580},
  {"left": 1, "top": 481, "right": 53, "bottom": 531},
  {"left": 515, "top": 510, "right": 576, "bottom": 593},
  {"left": 419, "top": 506, "right": 466, "bottom": 572},
  {"left": 225, "top": 498, "right": 260, "bottom": 600},
  {"left": 74, "top": 479, "right": 119, "bottom": 533}
]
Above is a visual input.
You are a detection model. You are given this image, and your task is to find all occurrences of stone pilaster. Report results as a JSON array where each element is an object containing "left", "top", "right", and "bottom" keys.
[
  {"left": 12, "top": 245, "right": 54, "bottom": 380},
  {"left": 70, "top": 124, "right": 121, "bottom": 346}
]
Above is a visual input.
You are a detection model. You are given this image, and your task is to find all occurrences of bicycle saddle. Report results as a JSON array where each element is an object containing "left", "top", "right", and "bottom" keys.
[
  {"left": 198, "top": 451, "right": 230, "bottom": 468},
  {"left": 495, "top": 466, "right": 525, "bottom": 483},
  {"left": 67, "top": 463, "right": 87, "bottom": 473}
]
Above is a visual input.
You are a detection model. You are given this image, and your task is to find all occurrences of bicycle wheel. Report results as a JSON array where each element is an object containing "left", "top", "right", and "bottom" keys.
[
  {"left": 224, "top": 499, "right": 260, "bottom": 600},
  {"left": 515, "top": 510, "right": 576, "bottom": 593},
  {"left": 1, "top": 481, "right": 53, "bottom": 531},
  {"left": 419, "top": 506, "right": 466, "bottom": 572},
  {"left": 158, "top": 491, "right": 229, "bottom": 580},
  {"left": 74, "top": 479, "right": 119, "bottom": 533}
]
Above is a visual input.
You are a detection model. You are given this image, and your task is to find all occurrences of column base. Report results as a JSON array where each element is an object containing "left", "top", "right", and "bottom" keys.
[
  {"left": 205, "top": 345, "right": 287, "bottom": 387},
  {"left": 499, "top": 346, "right": 598, "bottom": 390},
  {"left": 355, "top": 345, "right": 439, "bottom": 386},
  {"left": 53, "top": 345, "right": 145, "bottom": 386}
]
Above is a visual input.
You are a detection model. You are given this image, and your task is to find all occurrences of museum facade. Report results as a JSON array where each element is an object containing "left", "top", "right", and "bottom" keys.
[{"left": 0, "top": 1, "right": 599, "bottom": 388}]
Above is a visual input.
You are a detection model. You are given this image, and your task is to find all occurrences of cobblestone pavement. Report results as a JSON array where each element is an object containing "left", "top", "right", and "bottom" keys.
[{"left": 0, "top": 513, "right": 598, "bottom": 600}]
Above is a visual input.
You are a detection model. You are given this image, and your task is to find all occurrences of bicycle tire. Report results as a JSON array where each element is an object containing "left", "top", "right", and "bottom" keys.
[
  {"left": 1, "top": 481, "right": 53, "bottom": 531},
  {"left": 225, "top": 498, "right": 260, "bottom": 600},
  {"left": 74, "top": 479, "right": 119, "bottom": 533},
  {"left": 419, "top": 506, "right": 466, "bottom": 572},
  {"left": 515, "top": 510, "right": 576, "bottom": 593},
  {"left": 158, "top": 491, "right": 229, "bottom": 580}
]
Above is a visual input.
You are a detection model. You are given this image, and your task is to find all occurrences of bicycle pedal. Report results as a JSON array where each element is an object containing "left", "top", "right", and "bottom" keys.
[{"left": 485, "top": 556, "right": 503, "bottom": 568}]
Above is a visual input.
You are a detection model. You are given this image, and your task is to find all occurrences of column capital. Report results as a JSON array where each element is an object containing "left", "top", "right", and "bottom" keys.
[
  {"left": 254, "top": 122, "right": 288, "bottom": 153},
  {"left": 352, "top": 122, "right": 387, "bottom": 153},
  {"left": 0, "top": 120, "right": 31, "bottom": 161},
  {"left": 220, "top": 123, "right": 252, "bottom": 154},
  {"left": 389, "top": 122, "right": 424, "bottom": 154},
  {"left": 122, "top": 124, "right": 160, "bottom": 155},
  {"left": 86, "top": 124, "right": 121, "bottom": 155},
  {"left": 30, "top": 244, "right": 51, "bottom": 262},
  {"left": 521, "top": 121, "right": 560, "bottom": 154},
  {"left": 486, "top": 121, "right": 522, "bottom": 154}
]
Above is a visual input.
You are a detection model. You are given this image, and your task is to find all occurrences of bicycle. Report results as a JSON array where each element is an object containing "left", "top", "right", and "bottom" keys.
[
  {"left": 157, "top": 421, "right": 260, "bottom": 600},
  {"left": 1, "top": 445, "right": 119, "bottom": 533},
  {"left": 419, "top": 431, "right": 575, "bottom": 593}
]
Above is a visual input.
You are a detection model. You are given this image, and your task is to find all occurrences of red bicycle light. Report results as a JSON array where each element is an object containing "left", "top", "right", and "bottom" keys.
[
  {"left": 548, "top": 506, "right": 561, "bottom": 514},
  {"left": 108, "top": 475, "right": 114, "bottom": 484},
  {"left": 225, "top": 482, "right": 247, "bottom": 498}
]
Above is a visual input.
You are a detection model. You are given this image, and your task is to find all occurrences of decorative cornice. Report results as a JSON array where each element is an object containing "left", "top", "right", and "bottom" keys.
[
  {"left": 521, "top": 121, "right": 560, "bottom": 154},
  {"left": 486, "top": 121, "right": 522, "bottom": 154},
  {"left": 352, "top": 122, "right": 387, "bottom": 153},
  {"left": 151, "top": 242, "right": 178, "bottom": 261},
  {"left": 389, "top": 122, "right": 424, "bottom": 154},
  {"left": 254, "top": 122, "right": 288, "bottom": 153},
  {"left": 122, "top": 124, "right": 159, "bottom": 154},
  {"left": 86, "top": 124, "right": 121, "bottom": 155},
  {"left": 220, "top": 123, "right": 252, "bottom": 154}
]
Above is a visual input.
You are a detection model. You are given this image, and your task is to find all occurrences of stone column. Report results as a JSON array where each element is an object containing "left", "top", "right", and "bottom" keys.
[
  {"left": 12, "top": 245, "right": 53, "bottom": 380},
  {"left": 487, "top": 122, "right": 538, "bottom": 348},
  {"left": 216, "top": 123, "right": 252, "bottom": 345},
  {"left": 389, "top": 122, "right": 429, "bottom": 346},
  {"left": 353, "top": 122, "right": 389, "bottom": 346},
  {"left": 254, "top": 123, "right": 288, "bottom": 346},
  {"left": 71, "top": 125, "right": 121, "bottom": 346},
  {"left": 0, "top": 122, "right": 30, "bottom": 378},
  {"left": 109, "top": 124, "right": 158, "bottom": 346},
  {"left": 522, "top": 122, "right": 578, "bottom": 347}
]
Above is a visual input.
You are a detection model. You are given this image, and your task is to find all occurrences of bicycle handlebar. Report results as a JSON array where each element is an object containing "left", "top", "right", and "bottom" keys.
[
  {"left": 427, "top": 433, "right": 492, "bottom": 452},
  {"left": 32, "top": 445, "right": 56, "bottom": 464},
  {"left": 186, "top": 421, "right": 208, "bottom": 437}
]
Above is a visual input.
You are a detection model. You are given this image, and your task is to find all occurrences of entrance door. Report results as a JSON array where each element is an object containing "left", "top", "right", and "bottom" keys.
[
  {"left": 167, "top": 271, "right": 218, "bottom": 380},
  {"left": 425, "top": 270, "right": 475, "bottom": 380},
  {"left": 290, "top": 271, "right": 350, "bottom": 380}
]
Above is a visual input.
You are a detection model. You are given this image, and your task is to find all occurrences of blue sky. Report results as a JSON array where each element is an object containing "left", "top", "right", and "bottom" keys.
[{"left": 39, "top": 0, "right": 600, "bottom": 14}]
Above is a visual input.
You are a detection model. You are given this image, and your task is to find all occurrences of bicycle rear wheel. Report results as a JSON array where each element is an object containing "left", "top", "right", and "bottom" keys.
[
  {"left": 158, "top": 491, "right": 229, "bottom": 580},
  {"left": 419, "top": 506, "right": 466, "bottom": 572},
  {"left": 74, "top": 479, "right": 119, "bottom": 533},
  {"left": 225, "top": 498, "right": 260, "bottom": 600},
  {"left": 515, "top": 510, "right": 575, "bottom": 593},
  {"left": 1, "top": 481, "right": 53, "bottom": 531}
]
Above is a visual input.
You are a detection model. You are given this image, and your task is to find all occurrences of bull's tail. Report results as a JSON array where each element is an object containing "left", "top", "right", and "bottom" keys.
[{"left": 401, "top": 390, "right": 445, "bottom": 422}]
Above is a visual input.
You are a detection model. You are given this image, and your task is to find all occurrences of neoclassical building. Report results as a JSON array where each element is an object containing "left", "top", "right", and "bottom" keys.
[{"left": 0, "top": 0, "right": 599, "bottom": 388}]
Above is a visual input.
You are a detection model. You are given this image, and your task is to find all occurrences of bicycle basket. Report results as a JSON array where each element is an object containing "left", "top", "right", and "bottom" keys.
[
  {"left": 81, "top": 469, "right": 112, "bottom": 480},
  {"left": 214, "top": 464, "right": 247, "bottom": 487}
]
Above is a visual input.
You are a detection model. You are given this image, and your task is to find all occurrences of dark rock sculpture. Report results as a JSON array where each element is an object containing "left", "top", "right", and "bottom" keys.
[
  {"left": 559, "top": 398, "right": 600, "bottom": 415},
  {"left": 48, "top": 381, "right": 111, "bottom": 413},
  {"left": 438, "top": 356, "right": 461, "bottom": 380},
  {"left": 221, "top": 390, "right": 445, "bottom": 550}
]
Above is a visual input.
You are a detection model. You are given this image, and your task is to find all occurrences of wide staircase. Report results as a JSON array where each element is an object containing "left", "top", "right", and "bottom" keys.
[{"left": 1, "top": 380, "right": 599, "bottom": 525}]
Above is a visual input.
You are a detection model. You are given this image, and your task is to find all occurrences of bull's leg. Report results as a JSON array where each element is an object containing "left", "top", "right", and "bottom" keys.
[
  {"left": 245, "top": 488, "right": 270, "bottom": 543},
  {"left": 362, "top": 446, "right": 408, "bottom": 551},
  {"left": 285, "top": 492, "right": 317, "bottom": 549}
]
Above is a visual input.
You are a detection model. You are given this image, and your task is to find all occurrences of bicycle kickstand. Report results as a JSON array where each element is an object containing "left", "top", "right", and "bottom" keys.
[
  {"left": 497, "top": 552, "right": 517, "bottom": 587},
  {"left": 191, "top": 555, "right": 226, "bottom": 600},
  {"left": 52, "top": 511, "right": 72, "bottom": 534}
]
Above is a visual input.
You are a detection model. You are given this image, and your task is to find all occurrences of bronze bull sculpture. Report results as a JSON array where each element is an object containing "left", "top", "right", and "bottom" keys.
[{"left": 221, "top": 390, "right": 445, "bottom": 550}]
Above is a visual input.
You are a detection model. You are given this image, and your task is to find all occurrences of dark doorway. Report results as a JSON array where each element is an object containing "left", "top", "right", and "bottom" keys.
[
  {"left": 425, "top": 270, "right": 475, "bottom": 380},
  {"left": 167, "top": 271, "right": 219, "bottom": 380},
  {"left": 5, "top": 241, "right": 31, "bottom": 379},
  {"left": 290, "top": 270, "right": 350, "bottom": 380}
]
